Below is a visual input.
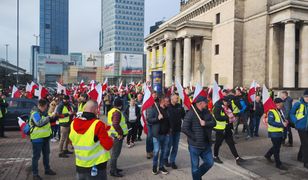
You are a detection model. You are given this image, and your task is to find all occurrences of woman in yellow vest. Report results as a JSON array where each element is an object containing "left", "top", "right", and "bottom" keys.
[
  {"left": 290, "top": 90, "right": 308, "bottom": 169},
  {"left": 107, "top": 98, "right": 128, "bottom": 177},
  {"left": 264, "top": 98, "right": 288, "bottom": 170}
]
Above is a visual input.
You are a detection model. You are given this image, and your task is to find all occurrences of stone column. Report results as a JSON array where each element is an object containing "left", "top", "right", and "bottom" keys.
[
  {"left": 146, "top": 48, "right": 151, "bottom": 82},
  {"left": 159, "top": 43, "right": 164, "bottom": 67},
  {"left": 299, "top": 21, "right": 308, "bottom": 88},
  {"left": 202, "top": 37, "right": 212, "bottom": 87},
  {"left": 268, "top": 24, "right": 280, "bottom": 88},
  {"left": 183, "top": 36, "right": 192, "bottom": 87},
  {"left": 175, "top": 39, "right": 182, "bottom": 83},
  {"left": 165, "top": 39, "right": 173, "bottom": 87},
  {"left": 151, "top": 46, "right": 157, "bottom": 69},
  {"left": 283, "top": 20, "right": 296, "bottom": 88}
]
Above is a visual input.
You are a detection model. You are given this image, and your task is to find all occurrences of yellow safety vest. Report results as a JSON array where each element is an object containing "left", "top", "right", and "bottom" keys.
[
  {"left": 69, "top": 120, "right": 110, "bottom": 167},
  {"left": 267, "top": 110, "right": 284, "bottom": 133},
  {"left": 213, "top": 108, "right": 227, "bottom": 130},
  {"left": 231, "top": 100, "right": 240, "bottom": 114},
  {"left": 59, "top": 106, "right": 70, "bottom": 124},
  {"left": 30, "top": 111, "right": 52, "bottom": 140},
  {"left": 78, "top": 103, "right": 86, "bottom": 113},
  {"left": 107, "top": 108, "right": 128, "bottom": 137},
  {"left": 295, "top": 104, "right": 306, "bottom": 120},
  {"left": 0, "top": 109, "right": 2, "bottom": 118}
]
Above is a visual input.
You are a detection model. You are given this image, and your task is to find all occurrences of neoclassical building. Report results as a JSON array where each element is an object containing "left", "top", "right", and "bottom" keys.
[{"left": 145, "top": 0, "right": 308, "bottom": 89}]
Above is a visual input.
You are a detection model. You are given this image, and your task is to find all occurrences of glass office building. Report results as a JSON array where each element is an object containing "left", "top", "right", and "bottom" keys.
[
  {"left": 40, "top": 0, "right": 69, "bottom": 55},
  {"left": 100, "top": 0, "right": 144, "bottom": 54}
]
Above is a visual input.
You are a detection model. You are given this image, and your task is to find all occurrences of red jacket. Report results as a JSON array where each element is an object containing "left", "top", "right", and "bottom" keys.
[{"left": 72, "top": 118, "right": 113, "bottom": 151}]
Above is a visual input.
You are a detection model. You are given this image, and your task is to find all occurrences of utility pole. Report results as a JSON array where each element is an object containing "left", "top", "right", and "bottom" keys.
[
  {"left": 16, "top": 0, "right": 20, "bottom": 85},
  {"left": 4, "top": 44, "right": 9, "bottom": 62}
]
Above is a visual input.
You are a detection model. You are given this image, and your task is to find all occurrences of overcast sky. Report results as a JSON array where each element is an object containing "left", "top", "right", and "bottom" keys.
[{"left": 0, "top": 0, "right": 179, "bottom": 72}]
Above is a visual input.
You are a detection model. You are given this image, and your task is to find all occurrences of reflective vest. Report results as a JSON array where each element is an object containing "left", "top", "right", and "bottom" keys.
[
  {"left": 78, "top": 103, "right": 86, "bottom": 113},
  {"left": 59, "top": 106, "right": 70, "bottom": 124},
  {"left": 213, "top": 108, "right": 227, "bottom": 130},
  {"left": 267, "top": 110, "right": 284, "bottom": 133},
  {"left": 107, "top": 108, "right": 128, "bottom": 137},
  {"left": 30, "top": 111, "right": 52, "bottom": 140},
  {"left": 0, "top": 109, "right": 2, "bottom": 118},
  {"left": 69, "top": 120, "right": 110, "bottom": 167},
  {"left": 231, "top": 100, "right": 240, "bottom": 114},
  {"left": 296, "top": 104, "right": 306, "bottom": 120}
]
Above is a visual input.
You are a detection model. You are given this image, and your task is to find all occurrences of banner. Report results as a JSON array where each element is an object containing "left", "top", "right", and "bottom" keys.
[
  {"left": 104, "top": 53, "right": 115, "bottom": 72},
  {"left": 152, "top": 71, "right": 163, "bottom": 95},
  {"left": 121, "top": 54, "right": 143, "bottom": 75}
]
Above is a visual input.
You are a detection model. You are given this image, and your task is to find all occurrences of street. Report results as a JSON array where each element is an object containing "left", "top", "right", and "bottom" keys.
[{"left": 0, "top": 123, "right": 307, "bottom": 180}]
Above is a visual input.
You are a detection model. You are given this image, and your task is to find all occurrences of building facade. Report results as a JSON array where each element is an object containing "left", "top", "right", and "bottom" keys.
[
  {"left": 40, "top": 0, "right": 69, "bottom": 55},
  {"left": 145, "top": 0, "right": 308, "bottom": 89},
  {"left": 100, "top": 0, "right": 145, "bottom": 85}
]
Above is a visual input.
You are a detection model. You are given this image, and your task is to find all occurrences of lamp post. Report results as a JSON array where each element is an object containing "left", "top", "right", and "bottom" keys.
[
  {"left": 4, "top": 44, "right": 9, "bottom": 62},
  {"left": 16, "top": 0, "right": 20, "bottom": 85}
]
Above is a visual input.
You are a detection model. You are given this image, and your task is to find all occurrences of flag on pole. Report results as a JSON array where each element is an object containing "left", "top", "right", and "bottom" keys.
[
  {"left": 56, "top": 82, "right": 67, "bottom": 95},
  {"left": 175, "top": 80, "right": 192, "bottom": 109},
  {"left": 38, "top": 85, "right": 49, "bottom": 100},
  {"left": 18, "top": 117, "right": 27, "bottom": 138},
  {"left": 102, "top": 78, "right": 108, "bottom": 93},
  {"left": 262, "top": 84, "right": 276, "bottom": 114},
  {"left": 212, "top": 80, "right": 222, "bottom": 105},
  {"left": 141, "top": 85, "right": 155, "bottom": 134},
  {"left": 192, "top": 83, "right": 207, "bottom": 103},
  {"left": 11, "top": 85, "right": 21, "bottom": 98},
  {"left": 248, "top": 80, "right": 257, "bottom": 103}
]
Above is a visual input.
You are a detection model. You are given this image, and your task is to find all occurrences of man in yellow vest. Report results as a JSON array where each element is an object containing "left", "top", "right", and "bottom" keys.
[
  {"left": 213, "top": 97, "right": 245, "bottom": 165},
  {"left": 107, "top": 98, "right": 128, "bottom": 177},
  {"left": 56, "top": 95, "right": 75, "bottom": 158},
  {"left": 264, "top": 98, "right": 288, "bottom": 170},
  {"left": 290, "top": 90, "right": 308, "bottom": 169},
  {"left": 70, "top": 100, "right": 113, "bottom": 180},
  {"left": 0, "top": 92, "right": 8, "bottom": 138},
  {"left": 77, "top": 93, "right": 88, "bottom": 116},
  {"left": 30, "top": 99, "right": 56, "bottom": 180}
]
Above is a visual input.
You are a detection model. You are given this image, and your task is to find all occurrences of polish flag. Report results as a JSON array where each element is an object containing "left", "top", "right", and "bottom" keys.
[
  {"left": 212, "top": 80, "right": 222, "bottom": 105},
  {"left": 248, "top": 80, "right": 257, "bottom": 103},
  {"left": 262, "top": 84, "right": 276, "bottom": 114},
  {"left": 26, "top": 83, "right": 31, "bottom": 92},
  {"left": 102, "top": 78, "right": 108, "bottom": 93},
  {"left": 88, "top": 84, "right": 103, "bottom": 105},
  {"left": 30, "top": 81, "right": 39, "bottom": 94},
  {"left": 11, "top": 85, "right": 21, "bottom": 98},
  {"left": 119, "top": 81, "right": 124, "bottom": 90},
  {"left": 18, "top": 117, "right": 27, "bottom": 138},
  {"left": 56, "top": 82, "right": 67, "bottom": 95},
  {"left": 175, "top": 80, "right": 192, "bottom": 109},
  {"left": 90, "top": 80, "right": 96, "bottom": 91},
  {"left": 192, "top": 83, "right": 207, "bottom": 103},
  {"left": 38, "top": 85, "right": 49, "bottom": 100},
  {"left": 79, "top": 80, "right": 86, "bottom": 92},
  {"left": 141, "top": 85, "right": 155, "bottom": 134}
]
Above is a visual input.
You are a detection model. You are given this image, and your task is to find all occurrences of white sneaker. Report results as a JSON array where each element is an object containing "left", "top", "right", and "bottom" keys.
[{"left": 50, "top": 138, "right": 57, "bottom": 143}]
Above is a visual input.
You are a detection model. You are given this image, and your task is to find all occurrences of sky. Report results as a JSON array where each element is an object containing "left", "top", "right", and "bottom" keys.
[{"left": 0, "top": 0, "right": 179, "bottom": 72}]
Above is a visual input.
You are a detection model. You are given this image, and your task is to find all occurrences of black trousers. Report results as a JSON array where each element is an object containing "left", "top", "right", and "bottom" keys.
[
  {"left": 0, "top": 117, "right": 4, "bottom": 137},
  {"left": 214, "top": 128, "right": 239, "bottom": 158},
  {"left": 298, "top": 130, "right": 308, "bottom": 164},
  {"left": 265, "top": 137, "right": 283, "bottom": 167},
  {"left": 127, "top": 121, "right": 138, "bottom": 144},
  {"left": 283, "top": 125, "right": 293, "bottom": 145},
  {"left": 136, "top": 120, "right": 143, "bottom": 139}
]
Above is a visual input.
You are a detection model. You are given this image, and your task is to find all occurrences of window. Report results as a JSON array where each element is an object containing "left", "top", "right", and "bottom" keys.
[
  {"left": 215, "top": 44, "right": 220, "bottom": 55},
  {"left": 216, "top": 13, "right": 220, "bottom": 24}
]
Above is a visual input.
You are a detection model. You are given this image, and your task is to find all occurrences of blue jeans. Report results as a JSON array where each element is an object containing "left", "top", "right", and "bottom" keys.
[
  {"left": 146, "top": 125, "right": 153, "bottom": 153},
  {"left": 188, "top": 145, "right": 214, "bottom": 180},
  {"left": 164, "top": 132, "right": 180, "bottom": 164},
  {"left": 249, "top": 115, "right": 261, "bottom": 137},
  {"left": 32, "top": 138, "right": 51, "bottom": 176},
  {"left": 153, "top": 135, "right": 169, "bottom": 168}
]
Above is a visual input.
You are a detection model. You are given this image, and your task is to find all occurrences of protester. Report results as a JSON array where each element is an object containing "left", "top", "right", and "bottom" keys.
[
  {"left": 164, "top": 94, "right": 185, "bottom": 169},
  {"left": 48, "top": 100, "right": 59, "bottom": 142},
  {"left": 280, "top": 91, "right": 293, "bottom": 147},
  {"left": 264, "top": 98, "right": 288, "bottom": 170},
  {"left": 56, "top": 95, "right": 75, "bottom": 158},
  {"left": 249, "top": 95, "right": 263, "bottom": 137},
  {"left": 69, "top": 100, "right": 113, "bottom": 180},
  {"left": 30, "top": 99, "right": 56, "bottom": 180},
  {"left": 136, "top": 93, "right": 143, "bottom": 141},
  {"left": 213, "top": 98, "right": 246, "bottom": 165},
  {"left": 103, "top": 91, "right": 112, "bottom": 115},
  {"left": 182, "top": 96, "right": 216, "bottom": 180},
  {"left": 235, "top": 89, "right": 251, "bottom": 139},
  {"left": 107, "top": 98, "right": 128, "bottom": 177},
  {"left": 290, "top": 90, "right": 308, "bottom": 169},
  {"left": 0, "top": 92, "right": 8, "bottom": 138},
  {"left": 124, "top": 98, "right": 141, "bottom": 148},
  {"left": 77, "top": 93, "right": 88, "bottom": 115},
  {"left": 147, "top": 96, "right": 170, "bottom": 175}
]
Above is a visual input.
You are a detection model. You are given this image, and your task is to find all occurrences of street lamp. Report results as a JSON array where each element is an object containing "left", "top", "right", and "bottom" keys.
[
  {"left": 4, "top": 44, "right": 9, "bottom": 62},
  {"left": 16, "top": 0, "right": 20, "bottom": 85}
]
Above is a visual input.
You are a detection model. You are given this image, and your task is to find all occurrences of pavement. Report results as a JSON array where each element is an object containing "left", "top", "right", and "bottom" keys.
[{"left": 0, "top": 123, "right": 308, "bottom": 180}]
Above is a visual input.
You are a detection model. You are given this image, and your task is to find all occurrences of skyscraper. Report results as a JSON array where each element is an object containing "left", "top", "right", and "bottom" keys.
[
  {"left": 40, "top": 0, "right": 69, "bottom": 55},
  {"left": 100, "top": 0, "right": 145, "bottom": 84}
]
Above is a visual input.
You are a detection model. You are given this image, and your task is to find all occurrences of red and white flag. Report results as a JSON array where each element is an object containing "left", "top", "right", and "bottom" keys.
[
  {"left": 262, "top": 84, "right": 276, "bottom": 114},
  {"left": 102, "top": 78, "right": 108, "bottom": 93},
  {"left": 175, "top": 80, "right": 191, "bottom": 109},
  {"left": 26, "top": 83, "right": 31, "bottom": 92},
  {"left": 18, "top": 117, "right": 27, "bottom": 138},
  {"left": 212, "top": 80, "right": 222, "bottom": 105},
  {"left": 141, "top": 84, "right": 155, "bottom": 134},
  {"left": 56, "top": 82, "right": 67, "bottom": 95},
  {"left": 11, "top": 85, "right": 21, "bottom": 98},
  {"left": 192, "top": 83, "right": 207, "bottom": 103},
  {"left": 38, "top": 85, "right": 49, "bottom": 100},
  {"left": 90, "top": 80, "right": 96, "bottom": 91},
  {"left": 88, "top": 83, "right": 103, "bottom": 105},
  {"left": 248, "top": 80, "right": 257, "bottom": 103}
]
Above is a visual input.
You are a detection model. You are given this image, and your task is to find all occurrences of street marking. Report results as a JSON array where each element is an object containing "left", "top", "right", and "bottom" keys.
[
  {"left": 178, "top": 142, "right": 263, "bottom": 180},
  {"left": 0, "top": 157, "right": 31, "bottom": 161}
]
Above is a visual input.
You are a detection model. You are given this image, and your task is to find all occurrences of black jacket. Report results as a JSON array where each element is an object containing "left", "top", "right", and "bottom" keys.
[
  {"left": 182, "top": 105, "right": 216, "bottom": 149},
  {"left": 213, "top": 100, "right": 229, "bottom": 124},
  {"left": 146, "top": 104, "right": 170, "bottom": 138},
  {"left": 167, "top": 103, "right": 185, "bottom": 133},
  {"left": 0, "top": 98, "right": 8, "bottom": 117},
  {"left": 124, "top": 105, "right": 141, "bottom": 124}
]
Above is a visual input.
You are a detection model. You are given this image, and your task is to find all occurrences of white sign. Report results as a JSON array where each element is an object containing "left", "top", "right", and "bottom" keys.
[
  {"left": 120, "top": 54, "right": 143, "bottom": 75},
  {"left": 104, "top": 53, "right": 115, "bottom": 72}
]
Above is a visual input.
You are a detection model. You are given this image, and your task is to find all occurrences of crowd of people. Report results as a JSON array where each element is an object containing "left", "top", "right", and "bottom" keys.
[{"left": 0, "top": 84, "right": 307, "bottom": 180}]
